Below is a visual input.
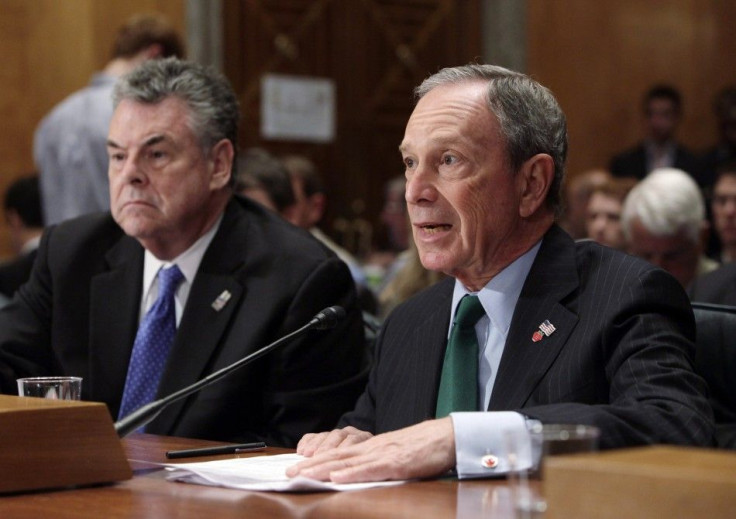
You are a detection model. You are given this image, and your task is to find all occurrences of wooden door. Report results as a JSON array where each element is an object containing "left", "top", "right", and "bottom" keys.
[{"left": 223, "top": 0, "right": 481, "bottom": 255}]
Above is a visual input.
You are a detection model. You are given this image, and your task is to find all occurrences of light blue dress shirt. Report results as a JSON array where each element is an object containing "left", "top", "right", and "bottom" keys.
[{"left": 449, "top": 240, "right": 542, "bottom": 478}]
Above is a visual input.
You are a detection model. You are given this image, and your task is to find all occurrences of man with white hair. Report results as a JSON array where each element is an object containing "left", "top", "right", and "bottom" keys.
[{"left": 621, "top": 168, "right": 718, "bottom": 288}]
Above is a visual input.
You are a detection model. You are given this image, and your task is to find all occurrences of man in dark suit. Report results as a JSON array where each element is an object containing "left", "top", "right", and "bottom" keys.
[
  {"left": 287, "top": 64, "right": 714, "bottom": 483},
  {"left": 0, "top": 58, "right": 367, "bottom": 448},
  {"left": 610, "top": 85, "right": 701, "bottom": 185}
]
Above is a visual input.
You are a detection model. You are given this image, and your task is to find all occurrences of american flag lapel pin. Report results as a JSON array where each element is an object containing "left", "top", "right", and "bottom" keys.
[
  {"left": 532, "top": 319, "right": 556, "bottom": 342},
  {"left": 211, "top": 290, "right": 232, "bottom": 312}
]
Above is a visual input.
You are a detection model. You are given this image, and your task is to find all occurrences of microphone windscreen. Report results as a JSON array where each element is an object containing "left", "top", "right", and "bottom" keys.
[{"left": 312, "top": 306, "right": 346, "bottom": 330}]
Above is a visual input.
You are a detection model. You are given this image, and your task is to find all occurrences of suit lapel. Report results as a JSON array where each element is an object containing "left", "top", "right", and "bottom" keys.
[
  {"left": 89, "top": 235, "right": 144, "bottom": 415},
  {"left": 152, "top": 199, "right": 249, "bottom": 433},
  {"left": 411, "top": 279, "right": 454, "bottom": 421},
  {"left": 489, "top": 226, "right": 580, "bottom": 410}
]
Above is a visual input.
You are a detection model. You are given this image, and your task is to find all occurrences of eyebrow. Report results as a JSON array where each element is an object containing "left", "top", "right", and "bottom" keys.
[{"left": 106, "top": 134, "right": 167, "bottom": 150}]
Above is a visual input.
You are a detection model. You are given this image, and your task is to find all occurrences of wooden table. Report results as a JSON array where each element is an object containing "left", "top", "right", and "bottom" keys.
[{"left": 0, "top": 433, "right": 523, "bottom": 518}]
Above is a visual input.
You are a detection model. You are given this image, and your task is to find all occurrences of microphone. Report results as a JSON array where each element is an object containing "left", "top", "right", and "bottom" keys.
[{"left": 114, "top": 305, "right": 346, "bottom": 437}]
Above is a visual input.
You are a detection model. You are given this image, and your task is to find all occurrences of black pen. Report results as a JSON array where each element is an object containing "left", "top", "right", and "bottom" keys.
[{"left": 165, "top": 441, "right": 267, "bottom": 459}]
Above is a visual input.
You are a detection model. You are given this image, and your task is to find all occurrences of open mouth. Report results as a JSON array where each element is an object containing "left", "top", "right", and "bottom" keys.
[{"left": 419, "top": 224, "right": 452, "bottom": 234}]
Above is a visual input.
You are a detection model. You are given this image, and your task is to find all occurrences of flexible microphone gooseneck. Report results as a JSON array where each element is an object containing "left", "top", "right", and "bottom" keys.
[{"left": 114, "top": 305, "right": 346, "bottom": 437}]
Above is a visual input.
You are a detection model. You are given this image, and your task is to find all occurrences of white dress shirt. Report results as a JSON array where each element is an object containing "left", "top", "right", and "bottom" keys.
[{"left": 139, "top": 215, "right": 222, "bottom": 326}]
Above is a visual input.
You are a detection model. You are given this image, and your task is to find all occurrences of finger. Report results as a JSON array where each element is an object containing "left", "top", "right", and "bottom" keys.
[
  {"left": 313, "top": 428, "right": 372, "bottom": 455},
  {"left": 295, "top": 432, "right": 327, "bottom": 456},
  {"left": 299, "top": 429, "right": 346, "bottom": 457},
  {"left": 328, "top": 458, "right": 394, "bottom": 484},
  {"left": 286, "top": 453, "right": 356, "bottom": 480}
]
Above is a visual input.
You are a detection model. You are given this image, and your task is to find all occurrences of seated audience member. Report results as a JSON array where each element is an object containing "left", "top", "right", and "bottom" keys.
[
  {"left": 234, "top": 147, "right": 295, "bottom": 213},
  {"left": 0, "top": 58, "right": 367, "bottom": 447},
  {"left": 585, "top": 177, "right": 637, "bottom": 250},
  {"left": 621, "top": 168, "right": 718, "bottom": 290},
  {"left": 286, "top": 64, "right": 714, "bottom": 484},
  {"left": 700, "top": 86, "right": 736, "bottom": 189},
  {"left": 281, "top": 154, "right": 376, "bottom": 314},
  {"left": 34, "top": 13, "right": 184, "bottom": 225},
  {"left": 610, "top": 85, "right": 700, "bottom": 184},
  {"left": 708, "top": 161, "right": 736, "bottom": 263},
  {"left": 559, "top": 168, "right": 610, "bottom": 239},
  {"left": 0, "top": 176, "right": 44, "bottom": 299},
  {"left": 369, "top": 176, "right": 412, "bottom": 293}
]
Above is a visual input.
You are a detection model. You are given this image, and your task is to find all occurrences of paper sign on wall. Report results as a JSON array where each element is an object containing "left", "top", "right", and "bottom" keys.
[{"left": 261, "top": 74, "right": 335, "bottom": 142}]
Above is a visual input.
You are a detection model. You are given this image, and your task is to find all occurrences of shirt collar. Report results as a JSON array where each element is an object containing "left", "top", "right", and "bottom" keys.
[
  {"left": 451, "top": 240, "right": 542, "bottom": 335},
  {"left": 141, "top": 213, "right": 224, "bottom": 297}
]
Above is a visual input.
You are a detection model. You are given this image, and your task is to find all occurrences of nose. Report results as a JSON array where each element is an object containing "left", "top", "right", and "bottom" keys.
[
  {"left": 116, "top": 154, "right": 147, "bottom": 186},
  {"left": 405, "top": 165, "right": 436, "bottom": 206}
]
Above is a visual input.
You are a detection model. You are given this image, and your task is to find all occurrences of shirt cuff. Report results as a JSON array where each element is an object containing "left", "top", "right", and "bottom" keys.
[{"left": 450, "top": 411, "right": 531, "bottom": 479}]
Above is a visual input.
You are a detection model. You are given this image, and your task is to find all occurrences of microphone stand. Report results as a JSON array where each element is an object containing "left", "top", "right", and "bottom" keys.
[{"left": 114, "top": 306, "right": 344, "bottom": 437}]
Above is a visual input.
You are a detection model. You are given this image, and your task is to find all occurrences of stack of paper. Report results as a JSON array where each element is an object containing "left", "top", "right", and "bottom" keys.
[{"left": 165, "top": 453, "right": 408, "bottom": 492}]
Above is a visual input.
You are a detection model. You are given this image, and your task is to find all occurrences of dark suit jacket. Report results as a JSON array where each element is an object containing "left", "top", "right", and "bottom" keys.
[
  {"left": 610, "top": 142, "right": 702, "bottom": 184},
  {"left": 341, "top": 226, "right": 714, "bottom": 449},
  {"left": 0, "top": 249, "right": 37, "bottom": 298},
  {"left": 0, "top": 196, "right": 368, "bottom": 447}
]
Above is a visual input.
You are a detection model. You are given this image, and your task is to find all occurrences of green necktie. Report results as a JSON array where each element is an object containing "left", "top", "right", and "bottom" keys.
[{"left": 435, "top": 295, "right": 486, "bottom": 418}]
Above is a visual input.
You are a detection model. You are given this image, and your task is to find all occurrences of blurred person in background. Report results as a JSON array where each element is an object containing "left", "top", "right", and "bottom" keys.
[
  {"left": 708, "top": 161, "right": 736, "bottom": 264},
  {"left": 610, "top": 85, "right": 700, "bottom": 184},
  {"left": 559, "top": 168, "right": 610, "bottom": 239},
  {"left": 622, "top": 168, "right": 717, "bottom": 289},
  {"left": 282, "top": 154, "right": 376, "bottom": 314},
  {"left": 585, "top": 177, "right": 637, "bottom": 250},
  {"left": 34, "top": 13, "right": 184, "bottom": 225},
  {"left": 700, "top": 86, "right": 736, "bottom": 189},
  {"left": 234, "top": 148, "right": 295, "bottom": 214},
  {"left": 0, "top": 175, "right": 44, "bottom": 300}
]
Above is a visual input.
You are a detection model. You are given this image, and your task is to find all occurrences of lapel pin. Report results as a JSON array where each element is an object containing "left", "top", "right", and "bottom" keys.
[
  {"left": 211, "top": 290, "right": 232, "bottom": 312},
  {"left": 532, "top": 319, "right": 556, "bottom": 342}
]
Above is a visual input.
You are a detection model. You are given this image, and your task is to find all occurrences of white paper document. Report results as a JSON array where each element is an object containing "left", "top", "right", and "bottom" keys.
[{"left": 165, "top": 453, "right": 407, "bottom": 492}]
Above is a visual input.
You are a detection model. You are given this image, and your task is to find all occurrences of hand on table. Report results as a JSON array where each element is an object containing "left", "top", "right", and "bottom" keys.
[{"left": 286, "top": 418, "right": 456, "bottom": 483}]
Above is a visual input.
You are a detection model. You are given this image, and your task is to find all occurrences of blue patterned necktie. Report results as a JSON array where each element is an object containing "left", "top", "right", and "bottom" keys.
[
  {"left": 435, "top": 295, "right": 486, "bottom": 418},
  {"left": 118, "top": 265, "right": 184, "bottom": 423}
]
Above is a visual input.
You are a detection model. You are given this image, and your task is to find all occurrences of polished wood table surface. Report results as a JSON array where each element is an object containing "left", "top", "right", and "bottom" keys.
[{"left": 0, "top": 433, "right": 522, "bottom": 518}]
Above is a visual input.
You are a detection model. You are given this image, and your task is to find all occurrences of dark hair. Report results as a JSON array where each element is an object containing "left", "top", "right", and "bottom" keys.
[
  {"left": 281, "top": 155, "right": 324, "bottom": 196},
  {"left": 4, "top": 176, "right": 43, "bottom": 228},
  {"left": 644, "top": 84, "right": 682, "bottom": 113},
  {"left": 112, "top": 13, "right": 184, "bottom": 59},
  {"left": 590, "top": 177, "right": 638, "bottom": 204},
  {"left": 415, "top": 64, "right": 568, "bottom": 213},
  {"left": 235, "top": 148, "right": 295, "bottom": 211},
  {"left": 714, "top": 159, "right": 736, "bottom": 183}
]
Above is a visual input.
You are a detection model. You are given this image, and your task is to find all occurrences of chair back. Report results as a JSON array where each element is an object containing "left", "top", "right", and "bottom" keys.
[{"left": 691, "top": 302, "right": 736, "bottom": 448}]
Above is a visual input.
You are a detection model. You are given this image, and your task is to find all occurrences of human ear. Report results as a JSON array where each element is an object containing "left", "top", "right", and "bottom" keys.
[
  {"left": 209, "top": 139, "right": 235, "bottom": 190},
  {"left": 518, "top": 153, "right": 555, "bottom": 218}
]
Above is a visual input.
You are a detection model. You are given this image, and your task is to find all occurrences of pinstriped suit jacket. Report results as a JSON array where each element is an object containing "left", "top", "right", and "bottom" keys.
[{"left": 341, "top": 225, "right": 715, "bottom": 448}]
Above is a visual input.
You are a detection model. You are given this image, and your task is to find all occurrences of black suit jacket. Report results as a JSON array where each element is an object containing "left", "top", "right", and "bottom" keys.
[
  {"left": 0, "top": 249, "right": 37, "bottom": 298},
  {"left": 610, "top": 142, "right": 702, "bottom": 184},
  {"left": 341, "top": 226, "right": 714, "bottom": 448},
  {"left": 0, "top": 196, "right": 368, "bottom": 447}
]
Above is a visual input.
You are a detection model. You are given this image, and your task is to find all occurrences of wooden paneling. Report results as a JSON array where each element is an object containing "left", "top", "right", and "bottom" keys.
[
  {"left": 223, "top": 0, "right": 482, "bottom": 255},
  {"left": 527, "top": 0, "right": 736, "bottom": 181}
]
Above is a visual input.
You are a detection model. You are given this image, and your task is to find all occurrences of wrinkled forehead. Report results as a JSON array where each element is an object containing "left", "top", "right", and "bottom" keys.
[{"left": 401, "top": 82, "right": 497, "bottom": 149}]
